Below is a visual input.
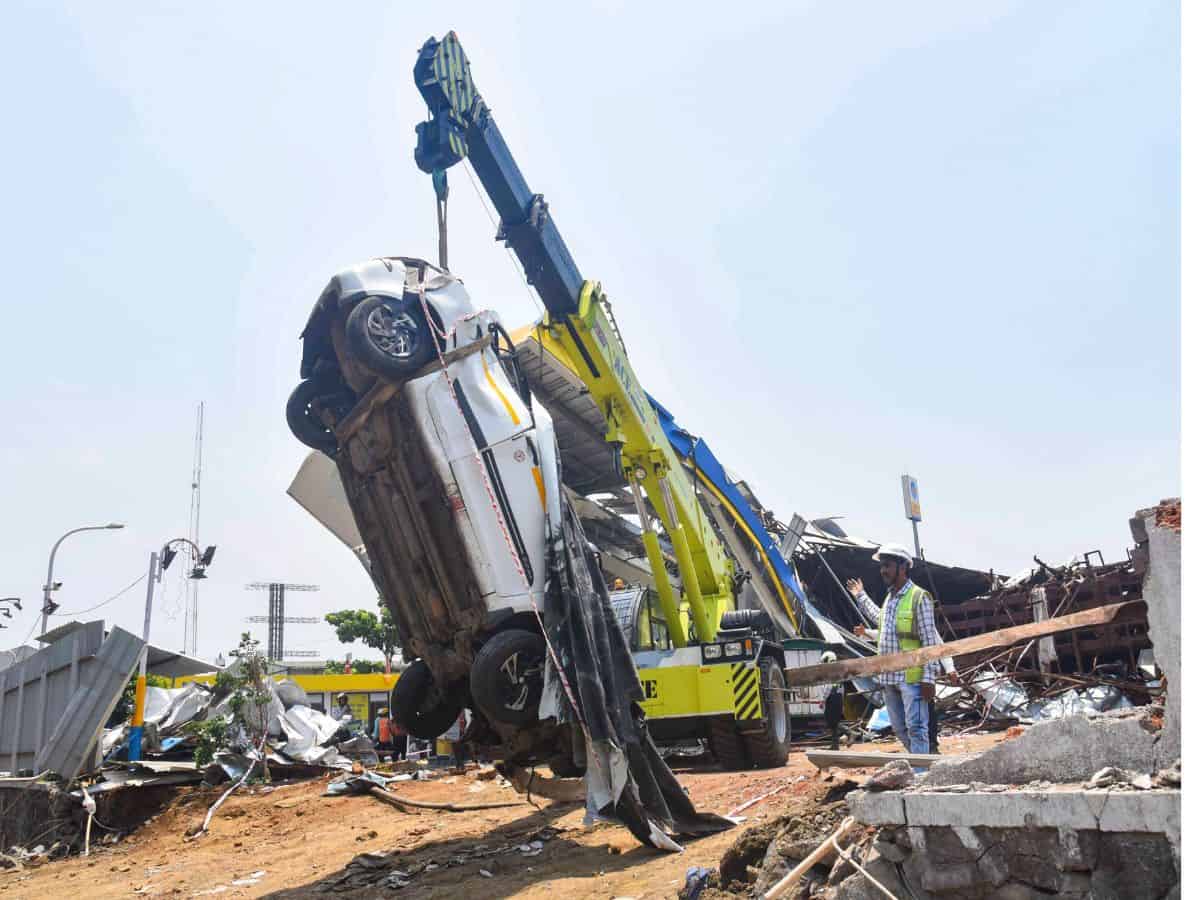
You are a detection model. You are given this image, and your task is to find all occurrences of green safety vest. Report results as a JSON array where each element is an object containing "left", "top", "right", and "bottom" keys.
[{"left": 884, "top": 582, "right": 931, "bottom": 685}]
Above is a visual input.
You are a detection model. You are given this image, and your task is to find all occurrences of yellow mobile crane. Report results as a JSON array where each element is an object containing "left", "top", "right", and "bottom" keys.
[{"left": 413, "top": 32, "right": 842, "bottom": 767}]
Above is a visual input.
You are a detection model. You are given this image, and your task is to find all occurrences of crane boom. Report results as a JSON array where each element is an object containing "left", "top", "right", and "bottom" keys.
[
  {"left": 413, "top": 33, "right": 582, "bottom": 318},
  {"left": 413, "top": 32, "right": 746, "bottom": 643}
]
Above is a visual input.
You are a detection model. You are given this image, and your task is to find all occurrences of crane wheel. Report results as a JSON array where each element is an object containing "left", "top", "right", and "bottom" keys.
[
  {"left": 707, "top": 719, "right": 749, "bottom": 770},
  {"left": 742, "top": 658, "right": 792, "bottom": 768}
]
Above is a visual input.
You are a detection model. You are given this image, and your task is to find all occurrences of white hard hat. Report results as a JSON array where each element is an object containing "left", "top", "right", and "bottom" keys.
[
  {"left": 872, "top": 543, "right": 913, "bottom": 566},
  {"left": 820, "top": 651, "right": 837, "bottom": 665}
]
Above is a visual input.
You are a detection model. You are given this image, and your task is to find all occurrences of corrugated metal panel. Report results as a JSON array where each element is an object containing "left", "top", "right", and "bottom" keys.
[
  {"left": 35, "top": 626, "right": 144, "bottom": 781},
  {"left": 514, "top": 337, "right": 625, "bottom": 493},
  {"left": 607, "top": 588, "right": 645, "bottom": 639},
  {"left": 1, "top": 621, "right": 105, "bottom": 774}
]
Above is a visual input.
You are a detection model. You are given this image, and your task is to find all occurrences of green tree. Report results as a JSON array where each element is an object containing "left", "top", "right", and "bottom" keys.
[
  {"left": 184, "top": 633, "right": 274, "bottom": 775},
  {"left": 324, "top": 603, "right": 401, "bottom": 671},
  {"left": 323, "top": 658, "right": 386, "bottom": 674}
]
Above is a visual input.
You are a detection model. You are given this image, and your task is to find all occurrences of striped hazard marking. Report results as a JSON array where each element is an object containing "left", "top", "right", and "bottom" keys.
[{"left": 732, "top": 662, "right": 762, "bottom": 720}]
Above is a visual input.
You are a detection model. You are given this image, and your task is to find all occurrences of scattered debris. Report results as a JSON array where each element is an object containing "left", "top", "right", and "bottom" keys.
[
  {"left": 862, "top": 760, "right": 915, "bottom": 792},
  {"left": 1084, "top": 766, "right": 1153, "bottom": 791},
  {"left": 678, "top": 865, "right": 710, "bottom": 900}
]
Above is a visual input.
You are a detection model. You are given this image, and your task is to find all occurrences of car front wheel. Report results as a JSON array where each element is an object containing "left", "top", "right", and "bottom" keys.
[{"left": 345, "top": 295, "right": 436, "bottom": 379}]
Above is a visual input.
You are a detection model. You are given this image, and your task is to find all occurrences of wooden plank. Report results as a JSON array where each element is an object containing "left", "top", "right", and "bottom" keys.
[
  {"left": 805, "top": 750, "right": 949, "bottom": 769},
  {"left": 764, "top": 817, "right": 856, "bottom": 900},
  {"left": 786, "top": 600, "right": 1144, "bottom": 687},
  {"left": 334, "top": 335, "right": 491, "bottom": 442}
]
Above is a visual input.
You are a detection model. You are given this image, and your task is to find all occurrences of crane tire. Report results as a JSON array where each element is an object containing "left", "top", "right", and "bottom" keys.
[{"left": 743, "top": 658, "right": 792, "bottom": 768}]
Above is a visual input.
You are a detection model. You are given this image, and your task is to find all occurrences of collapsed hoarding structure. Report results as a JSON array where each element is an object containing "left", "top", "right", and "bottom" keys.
[{"left": 783, "top": 503, "right": 1169, "bottom": 732}]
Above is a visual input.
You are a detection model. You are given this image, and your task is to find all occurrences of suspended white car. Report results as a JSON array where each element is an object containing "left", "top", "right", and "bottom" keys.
[{"left": 286, "top": 257, "right": 573, "bottom": 767}]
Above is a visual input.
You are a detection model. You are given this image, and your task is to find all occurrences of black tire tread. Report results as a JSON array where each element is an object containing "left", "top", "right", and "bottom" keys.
[
  {"left": 470, "top": 629, "right": 545, "bottom": 727},
  {"left": 707, "top": 718, "right": 749, "bottom": 770},
  {"left": 743, "top": 659, "right": 791, "bottom": 769},
  {"left": 285, "top": 379, "right": 340, "bottom": 455},
  {"left": 391, "top": 660, "right": 462, "bottom": 740},
  {"left": 345, "top": 295, "right": 436, "bottom": 379}
]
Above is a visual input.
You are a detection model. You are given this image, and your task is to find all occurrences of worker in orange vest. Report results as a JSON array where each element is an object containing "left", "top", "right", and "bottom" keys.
[{"left": 372, "top": 708, "right": 406, "bottom": 762}]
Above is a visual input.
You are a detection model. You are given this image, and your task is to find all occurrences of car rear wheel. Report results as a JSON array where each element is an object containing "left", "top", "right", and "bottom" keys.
[
  {"left": 345, "top": 295, "right": 436, "bottom": 379},
  {"left": 470, "top": 629, "right": 545, "bottom": 727},
  {"left": 286, "top": 378, "right": 354, "bottom": 457},
  {"left": 391, "top": 660, "right": 462, "bottom": 740}
]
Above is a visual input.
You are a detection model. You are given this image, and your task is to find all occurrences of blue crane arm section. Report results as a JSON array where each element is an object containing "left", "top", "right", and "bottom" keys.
[
  {"left": 647, "top": 394, "right": 845, "bottom": 643},
  {"left": 413, "top": 32, "right": 583, "bottom": 318}
]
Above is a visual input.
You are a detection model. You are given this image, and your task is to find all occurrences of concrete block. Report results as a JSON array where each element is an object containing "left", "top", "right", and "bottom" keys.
[
  {"left": 1056, "top": 827, "right": 1091, "bottom": 871},
  {"left": 1092, "top": 831, "right": 1179, "bottom": 899},
  {"left": 925, "top": 708, "right": 1160, "bottom": 787},
  {"left": 1140, "top": 514, "right": 1180, "bottom": 765},
  {"left": 1056, "top": 872, "right": 1092, "bottom": 894},
  {"left": 976, "top": 844, "right": 1010, "bottom": 886},
  {"left": 903, "top": 792, "right": 1097, "bottom": 830},
  {"left": 918, "top": 861, "right": 979, "bottom": 892},
  {"left": 846, "top": 788, "right": 905, "bottom": 824},
  {"left": 873, "top": 836, "right": 909, "bottom": 864},
  {"left": 990, "top": 885, "right": 1054, "bottom": 900},
  {"left": 829, "top": 855, "right": 910, "bottom": 900},
  {"left": 1095, "top": 792, "right": 1181, "bottom": 851}
]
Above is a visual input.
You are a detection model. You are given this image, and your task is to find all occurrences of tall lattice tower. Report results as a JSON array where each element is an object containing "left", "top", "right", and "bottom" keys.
[
  {"left": 244, "top": 582, "right": 320, "bottom": 660},
  {"left": 182, "top": 402, "right": 204, "bottom": 656}
]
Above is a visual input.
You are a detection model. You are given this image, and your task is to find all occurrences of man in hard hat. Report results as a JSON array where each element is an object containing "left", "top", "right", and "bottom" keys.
[{"left": 845, "top": 544, "right": 957, "bottom": 756}]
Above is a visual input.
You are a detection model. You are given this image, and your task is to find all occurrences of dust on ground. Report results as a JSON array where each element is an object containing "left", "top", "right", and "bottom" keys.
[{"left": 0, "top": 733, "right": 1004, "bottom": 900}]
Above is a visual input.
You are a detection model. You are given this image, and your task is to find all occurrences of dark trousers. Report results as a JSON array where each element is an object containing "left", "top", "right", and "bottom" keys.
[
  {"left": 824, "top": 687, "right": 844, "bottom": 751},
  {"left": 928, "top": 700, "right": 939, "bottom": 754},
  {"left": 376, "top": 735, "right": 408, "bottom": 762}
]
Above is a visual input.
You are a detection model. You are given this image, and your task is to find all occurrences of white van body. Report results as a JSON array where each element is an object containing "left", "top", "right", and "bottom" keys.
[{"left": 291, "top": 261, "right": 559, "bottom": 620}]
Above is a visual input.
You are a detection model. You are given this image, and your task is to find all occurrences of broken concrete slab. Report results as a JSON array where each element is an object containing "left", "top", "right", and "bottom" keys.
[
  {"left": 805, "top": 749, "right": 943, "bottom": 769},
  {"left": 861, "top": 759, "right": 914, "bottom": 791},
  {"left": 830, "top": 824, "right": 1179, "bottom": 900},
  {"left": 923, "top": 706, "right": 1161, "bottom": 787},
  {"left": 849, "top": 787, "right": 1178, "bottom": 832},
  {"left": 1138, "top": 502, "right": 1180, "bottom": 762},
  {"left": 846, "top": 790, "right": 904, "bottom": 824}
]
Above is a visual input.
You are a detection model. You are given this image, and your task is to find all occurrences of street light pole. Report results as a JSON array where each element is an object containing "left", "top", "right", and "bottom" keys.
[
  {"left": 128, "top": 539, "right": 216, "bottom": 761},
  {"left": 41, "top": 523, "right": 125, "bottom": 635}
]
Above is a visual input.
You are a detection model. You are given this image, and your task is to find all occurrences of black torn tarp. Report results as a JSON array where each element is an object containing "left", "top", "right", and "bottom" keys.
[{"left": 537, "top": 488, "right": 733, "bottom": 850}]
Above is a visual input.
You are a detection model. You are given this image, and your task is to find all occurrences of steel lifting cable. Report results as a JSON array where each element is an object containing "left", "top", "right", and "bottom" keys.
[{"left": 415, "top": 288, "right": 598, "bottom": 759}]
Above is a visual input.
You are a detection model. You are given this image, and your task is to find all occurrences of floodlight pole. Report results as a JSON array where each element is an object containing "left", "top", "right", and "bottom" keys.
[{"left": 128, "top": 551, "right": 161, "bottom": 763}]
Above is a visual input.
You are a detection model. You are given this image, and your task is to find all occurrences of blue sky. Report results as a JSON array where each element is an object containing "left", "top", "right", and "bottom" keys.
[{"left": 0, "top": 1, "right": 1179, "bottom": 663}]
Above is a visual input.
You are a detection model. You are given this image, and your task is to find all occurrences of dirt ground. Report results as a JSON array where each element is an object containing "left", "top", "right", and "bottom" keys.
[{"left": 1, "top": 732, "right": 1003, "bottom": 900}]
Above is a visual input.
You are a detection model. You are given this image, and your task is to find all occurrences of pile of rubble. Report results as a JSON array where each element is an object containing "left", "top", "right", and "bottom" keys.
[
  {"left": 841, "top": 706, "right": 1181, "bottom": 899},
  {"left": 711, "top": 500, "right": 1182, "bottom": 899},
  {"left": 100, "top": 677, "right": 379, "bottom": 784}
]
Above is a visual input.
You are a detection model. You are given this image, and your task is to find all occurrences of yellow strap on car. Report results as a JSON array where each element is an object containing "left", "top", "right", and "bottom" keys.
[{"left": 479, "top": 348, "right": 521, "bottom": 426}]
